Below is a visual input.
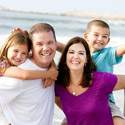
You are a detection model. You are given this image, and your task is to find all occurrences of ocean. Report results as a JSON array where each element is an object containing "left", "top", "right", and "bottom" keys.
[{"left": 0, "top": 10, "right": 125, "bottom": 124}]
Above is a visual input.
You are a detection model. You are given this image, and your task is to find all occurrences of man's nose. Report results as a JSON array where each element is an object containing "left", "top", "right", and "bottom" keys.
[{"left": 43, "top": 45, "right": 49, "bottom": 51}]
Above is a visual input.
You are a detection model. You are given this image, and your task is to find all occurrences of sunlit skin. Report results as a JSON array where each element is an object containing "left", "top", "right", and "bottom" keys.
[
  {"left": 7, "top": 44, "right": 28, "bottom": 66},
  {"left": 66, "top": 43, "right": 87, "bottom": 73},
  {"left": 84, "top": 25, "right": 110, "bottom": 53},
  {"left": 30, "top": 31, "right": 57, "bottom": 68}
]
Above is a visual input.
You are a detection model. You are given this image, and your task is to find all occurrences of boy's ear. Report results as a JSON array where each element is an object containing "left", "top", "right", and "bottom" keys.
[
  {"left": 84, "top": 33, "right": 89, "bottom": 42},
  {"left": 107, "top": 38, "right": 110, "bottom": 44}
]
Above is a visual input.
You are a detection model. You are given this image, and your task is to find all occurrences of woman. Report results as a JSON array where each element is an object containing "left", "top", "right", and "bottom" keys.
[{"left": 55, "top": 36, "right": 125, "bottom": 125}]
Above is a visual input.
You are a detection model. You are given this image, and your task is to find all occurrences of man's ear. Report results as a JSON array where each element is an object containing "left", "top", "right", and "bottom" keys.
[{"left": 84, "top": 33, "right": 89, "bottom": 42}]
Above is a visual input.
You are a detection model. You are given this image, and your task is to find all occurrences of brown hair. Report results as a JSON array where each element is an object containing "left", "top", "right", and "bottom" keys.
[
  {"left": 86, "top": 20, "right": 110, "bottom": 35},
  {"left": 57, "top": 36, "right": 97, "bottom": 88},
  {"left": 0, "top": 31, "right": 31, "bottom": 61},
  {"left": 29, "top": 23, "right": 56, "bottom": 42}
]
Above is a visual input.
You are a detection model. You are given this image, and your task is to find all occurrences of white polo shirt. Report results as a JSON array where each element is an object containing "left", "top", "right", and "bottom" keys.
[{"left": 0, "top": 59, "right": 55, "bottom": 125}]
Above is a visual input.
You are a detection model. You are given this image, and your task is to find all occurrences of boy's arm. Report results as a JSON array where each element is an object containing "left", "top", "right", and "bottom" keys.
[
  {"left": 116, "top": 44, "right": 125, "bottom": 57},
  {"left": 3, "top": 66, "right": 58, "bottom": 80},
  {"left": 57, "top": 41, "right": 65, "bottom": 53}
]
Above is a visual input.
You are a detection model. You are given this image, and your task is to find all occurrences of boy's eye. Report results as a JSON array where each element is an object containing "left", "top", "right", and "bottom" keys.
[{"left": 103, "top": 36, "right": 108, "bottom": 38}]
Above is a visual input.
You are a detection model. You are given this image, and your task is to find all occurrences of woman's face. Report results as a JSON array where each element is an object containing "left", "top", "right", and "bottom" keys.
[{"left": 66, "top": 43, "right": 87, "bottom": 71}]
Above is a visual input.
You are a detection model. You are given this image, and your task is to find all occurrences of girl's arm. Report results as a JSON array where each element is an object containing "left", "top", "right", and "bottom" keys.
[
  {"left": 2, "top": 66, "right": 58, "bottom": 80},
  {"left": 114, "top": 75, "right": 125, "bottom": 90}
]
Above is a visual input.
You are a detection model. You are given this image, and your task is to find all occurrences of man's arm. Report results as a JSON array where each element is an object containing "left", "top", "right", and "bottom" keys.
[
  {"left": 116, "top": 44, "right": 125, "bottom": 57},
  {"left": 57, "top": 41, "right": 65, "bottom": 53}
]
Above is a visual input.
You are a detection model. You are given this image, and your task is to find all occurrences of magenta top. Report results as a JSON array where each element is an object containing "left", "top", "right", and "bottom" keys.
[{"left": 55, "top": 71, "right": 117, "bottom": 125}]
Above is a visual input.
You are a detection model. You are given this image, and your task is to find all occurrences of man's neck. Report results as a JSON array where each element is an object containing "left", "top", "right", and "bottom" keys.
[{"left": 29, "top": 57, "right": 49, "bottom": 69}]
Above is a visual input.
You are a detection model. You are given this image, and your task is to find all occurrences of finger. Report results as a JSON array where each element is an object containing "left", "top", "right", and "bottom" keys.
[{"left": 44, "top": 79, "right": 49, "bottom": 88}]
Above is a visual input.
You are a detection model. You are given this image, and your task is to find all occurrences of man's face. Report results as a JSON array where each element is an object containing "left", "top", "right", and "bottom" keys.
[{"left": 31, "top": 31, "right": 57, "bottom": 68}]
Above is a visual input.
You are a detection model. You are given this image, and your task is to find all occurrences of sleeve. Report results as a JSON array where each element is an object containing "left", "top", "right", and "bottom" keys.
[
  {"left": 103, "top": 72, "right": 118, "bottom": 94},
  {"left": 107, "top": 47, "right": 123, "bottom": 65},
  {"left": 55, "top": 83, "right": 63, "bottom": 97},
  {"left": 0, "top": 76, "right": 23, "bottom": 104}
]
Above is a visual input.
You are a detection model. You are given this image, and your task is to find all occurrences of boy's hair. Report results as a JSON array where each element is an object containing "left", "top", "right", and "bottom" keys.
[
  {"left": 0, "top": 31, "right": 31, "bottom": 61},
  {"left": 57, "top": 36, "right": 97, "bottom": 88},
  {"left": 29, "top": 23, "right": 56, "bottom": 42},
  {"left": 86, "top": 20, "right": 110, "bottom": 35}
]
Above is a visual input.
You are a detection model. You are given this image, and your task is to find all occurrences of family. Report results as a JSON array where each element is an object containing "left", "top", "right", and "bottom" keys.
[{"left": 0, "top": 20, "right": 125, "bottom": 125}]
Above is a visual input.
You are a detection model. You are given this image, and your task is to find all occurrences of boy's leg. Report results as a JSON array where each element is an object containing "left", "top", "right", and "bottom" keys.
[{"left": 109, "top": 101, "right": 125, "bottom": 125}]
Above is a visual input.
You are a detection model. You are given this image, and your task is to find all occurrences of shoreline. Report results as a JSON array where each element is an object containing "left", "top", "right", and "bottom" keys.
[{"left": 0, "top": 7, "right": 125, "bottom": 21}]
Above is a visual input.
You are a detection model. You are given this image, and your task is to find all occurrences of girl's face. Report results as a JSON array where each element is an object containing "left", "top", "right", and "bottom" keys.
[
  {"left": 66, "top": 43, "right": 87, "bottom": 72},
  {"left": 7, "top": 44, "right": 28, "bottom": 66}
]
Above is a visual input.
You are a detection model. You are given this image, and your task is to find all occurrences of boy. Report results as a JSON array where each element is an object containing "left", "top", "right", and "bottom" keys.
[{"left": 57, "top": 20, "right": 125, "bottom": 125}]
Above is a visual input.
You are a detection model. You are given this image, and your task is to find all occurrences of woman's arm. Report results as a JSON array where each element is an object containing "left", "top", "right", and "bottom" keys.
[
  {"left": 114, "top": 75, "right": 125, "bottom": 90},
  {"left": 3, "top": 66, "right": 58, "bottom": 80},
  {"left": 55, "top": 96, "right": 62, "bottom": 110}
]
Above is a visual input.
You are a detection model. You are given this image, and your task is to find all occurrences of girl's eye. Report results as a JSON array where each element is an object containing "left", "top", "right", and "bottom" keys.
[
  {"left": 69, "top": 51, "right": 74, "bottom": 54},
  {"left": 94, "top": 34, "right": 98, "bottom": 36},
  {"left": 14, "top": 50, "right": 18, "bottom": 53}
]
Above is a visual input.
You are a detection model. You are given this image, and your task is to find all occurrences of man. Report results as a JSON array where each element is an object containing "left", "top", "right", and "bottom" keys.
[{"left": 0, "top": 23, "right": 57, "bottom": 125}]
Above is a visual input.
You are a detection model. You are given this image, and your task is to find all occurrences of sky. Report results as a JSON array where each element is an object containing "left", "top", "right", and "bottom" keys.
[{"left": 0, "top": 0, "right": 125, "bottom": 14}]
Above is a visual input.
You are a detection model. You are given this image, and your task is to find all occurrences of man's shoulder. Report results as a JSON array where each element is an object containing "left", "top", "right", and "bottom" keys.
[{"left": 18, "top": 59, "right": 34, "bottom": 69}]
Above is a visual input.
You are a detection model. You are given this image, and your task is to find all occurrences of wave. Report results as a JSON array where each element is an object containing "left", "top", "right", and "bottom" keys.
[{"left": 1, "top": 6, "right": 125, "bottom": 21}]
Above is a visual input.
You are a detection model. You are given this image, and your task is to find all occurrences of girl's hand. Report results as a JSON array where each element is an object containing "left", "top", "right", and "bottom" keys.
[
  {"left": 44, "top": 78, "right": 54, "bottom": 88},
  {"left": 47, "top": 67, "right": 58, "bottom": 80}
]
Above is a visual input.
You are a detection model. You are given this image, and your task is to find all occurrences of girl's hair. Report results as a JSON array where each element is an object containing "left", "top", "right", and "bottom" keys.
[
  {"left": 0, "top": 31, "right": 32, "bottom": 61},
  {"left": 57, "top": 36, "right": 97, "bottom": 88}
]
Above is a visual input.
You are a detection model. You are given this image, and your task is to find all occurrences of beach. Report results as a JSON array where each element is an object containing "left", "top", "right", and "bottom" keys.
[{"left": 0, "top": 9, "right": 125, "bottom": 125}]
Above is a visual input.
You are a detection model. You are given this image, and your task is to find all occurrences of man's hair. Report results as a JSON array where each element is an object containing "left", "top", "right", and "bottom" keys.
[
  {"left": 86, "top": 20, "right": 110, "bottom": 34},
  {"left": 29, "top": 23, "right": 56, "bottom": 41}
]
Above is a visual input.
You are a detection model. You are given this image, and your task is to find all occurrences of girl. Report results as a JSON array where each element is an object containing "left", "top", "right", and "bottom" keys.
[{"left": 0, "top": 31, "right": 58, "bottom": 87}]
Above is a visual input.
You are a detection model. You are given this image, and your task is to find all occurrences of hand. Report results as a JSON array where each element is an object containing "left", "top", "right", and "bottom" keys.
[
  {"left": 48, "top": 67, "right": 58, "bottom": 80},
  {"left": 11, "top": 28, "right": 29, "bottom": 37},
  {"left": 43, "top": 78, "right": 54, "bottom": 88}
]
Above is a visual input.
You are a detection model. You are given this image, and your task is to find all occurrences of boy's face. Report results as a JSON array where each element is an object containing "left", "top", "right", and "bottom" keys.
[{"left": 84, "top": 25, "right": 110, "bottom": 53}]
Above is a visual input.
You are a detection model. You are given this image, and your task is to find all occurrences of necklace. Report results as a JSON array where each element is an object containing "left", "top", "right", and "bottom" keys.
[{"left": 72, "top": 91, "right": 76, "bottom": 95}]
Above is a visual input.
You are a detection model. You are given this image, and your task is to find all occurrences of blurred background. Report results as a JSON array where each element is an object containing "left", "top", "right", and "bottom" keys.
[{"left": 0, "top": 0, "right": 125, "bottom": 124}]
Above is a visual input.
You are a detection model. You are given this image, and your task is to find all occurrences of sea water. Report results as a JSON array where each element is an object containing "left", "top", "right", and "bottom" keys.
[{"left": 0, "top": 10, "right": 125, "bottom": 125}]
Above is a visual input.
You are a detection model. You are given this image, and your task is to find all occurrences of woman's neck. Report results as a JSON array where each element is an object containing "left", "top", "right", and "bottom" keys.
[{"left": 69, "top": 70, "right": 83, "bottom": 86}]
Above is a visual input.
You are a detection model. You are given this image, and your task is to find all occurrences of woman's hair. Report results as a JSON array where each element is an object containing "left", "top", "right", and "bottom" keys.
[
  {"left": 57, "top": 36, "right": 97, "bottom": 87},
  {"left": 0, "top": 31, "right": 32, "bottom": 61}
]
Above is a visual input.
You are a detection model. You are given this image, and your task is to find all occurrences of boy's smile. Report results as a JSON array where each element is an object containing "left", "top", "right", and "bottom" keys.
[{"left": 84, "top": 25, "right": 110, "bottom": 53}]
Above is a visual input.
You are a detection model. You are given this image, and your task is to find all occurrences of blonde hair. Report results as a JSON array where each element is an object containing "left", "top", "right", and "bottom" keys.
[{"left": 0, "top": 31, "right": 31, "bottom": 61}]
